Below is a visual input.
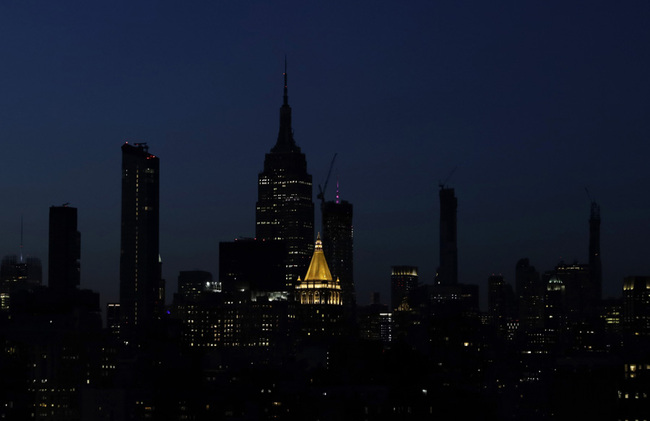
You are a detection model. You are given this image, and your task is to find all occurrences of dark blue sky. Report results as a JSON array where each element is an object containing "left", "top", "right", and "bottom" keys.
[{"left": 1, "top": 1, "right": 649, "bottom": 308}]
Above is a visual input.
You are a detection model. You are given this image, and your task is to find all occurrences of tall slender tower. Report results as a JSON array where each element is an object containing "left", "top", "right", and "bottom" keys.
[
  {"left": 48, "top": 205, "right": 80, "bottom": 292},
  {"left": 120, "top": 142, "right": 161, "bottom": 333},
  {"left": 256, "top": 63, "right": 314, "bottom": 290},
  {"left": 322, "top": 182, "right": 354, "bottom": 308},
  {"left": 436, "top": 186, "right": 458, "bottom": 286}
]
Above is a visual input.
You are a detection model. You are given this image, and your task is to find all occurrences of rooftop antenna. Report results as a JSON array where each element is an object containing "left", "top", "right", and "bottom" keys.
[
  {"left": 585, "top": 187, "right": 600, "bottom": 219},
  {"left": 335, "top": 177, "right": 340, "bottom": 204},
  {"left": 283, "top": 55, "right": 288, "bottom": 106},
  {"left": 19, "top": 215, "right": 24, "bottom": 263}
]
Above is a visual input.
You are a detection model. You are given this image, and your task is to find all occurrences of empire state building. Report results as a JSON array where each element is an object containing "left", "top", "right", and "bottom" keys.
[{"left": 256, "top": 65, "right": 314, "bottom": 290}]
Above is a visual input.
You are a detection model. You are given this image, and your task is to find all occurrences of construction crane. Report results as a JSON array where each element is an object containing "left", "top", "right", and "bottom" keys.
[
  {"left": 439, "top": 166, "right": 458, "bottom": 189},
  {"left": 317, "top": 153, "right": 338, "bottom": 212}
]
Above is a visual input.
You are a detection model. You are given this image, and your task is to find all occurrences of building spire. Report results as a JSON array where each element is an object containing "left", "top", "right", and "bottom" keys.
[
  {"left": 336, "top": 177, "right": 340, "bottom": 204},
  {"left": 283, "top": 55, "right": 288, "bottom": 106},
  {"left": 273, "top": 57, "right": 299, "bottom": 153},
  {"left": 19, "top": 214, "right": 24, "bottom": 263}
]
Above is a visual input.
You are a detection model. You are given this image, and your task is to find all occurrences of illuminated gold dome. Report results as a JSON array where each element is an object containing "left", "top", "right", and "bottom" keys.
[
  {"left": 303, "top": 234, "right": 333, "bottom": 282},
  {"left": 296, "top": 233, "right": 341, "bottom": 305}
]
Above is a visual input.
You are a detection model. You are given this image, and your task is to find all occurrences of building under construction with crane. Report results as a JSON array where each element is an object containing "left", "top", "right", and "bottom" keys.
[{"left": 316, "top": 153, "right": 355, "bottom": 309}]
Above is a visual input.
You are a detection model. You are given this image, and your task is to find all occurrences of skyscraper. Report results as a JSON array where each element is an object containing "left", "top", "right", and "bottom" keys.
[
  {"left": 436, "top": 186, "right": 458, "bottom": 286},
  {"left": 255, "top": 64, "right": 314, "bottom": 290},
  {"left": 48, "top": 205, "right": 80, "bottom": 292},
  {"left": 119, "top": 142, "right": 161, "bottom": 333},
  {"left": 516, "top": 258, "right": 544, "bottom": 330},
  {"left": 322, "top": 194, "right": 354, "bottom": 308},
  {"left": 391, "top": 265, "right": 418, "bottom": 311},
  {"left": 622, "top": 276, "right": 650, "bottom": 337},
  {"left": 488, "top": 275, "right": 516, "bottom": 319}
]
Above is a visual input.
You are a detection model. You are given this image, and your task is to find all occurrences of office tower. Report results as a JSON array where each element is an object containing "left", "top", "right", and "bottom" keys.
[
  {"left": 547, "top": 261, "right": 590, "bottom": 324},
  {"left": 119, "top": 142, "right": 161, "bottom": 332},
  {"left": 177, "top": 270, "right": 217, "bottom": 301},
  {"left": 544, "top": 275, "right": 567, "bottom": 349},
  {"left": 0, "top": 255, "right": 42, "bottom": 288},
  {"left": 219, "top": 238, "right": 286, "bottom": 297},
  {"left": 255, "top": 65, "right": 314, "bottom": 290},
  {"left": 436, "top": 186, "right": 458, "bottom": 286},
  {"left": 0, "top": 255, "right": 41, "bottom": 311},
  {"left": 516, "top": 258, "right": 544, "bottom": 329},
  {"left": 173, "top": 270, "right": 223, "bottom": 348},
  {"left": 48, "top": 205, "right": 80, "bottom": 292},
  {"left": 106, "top": 302, "right": 121, "bottom": 337},
  {"left": 390, "top": 265, "right": 418, "bottom": 311},
  {"left": 488, "top": 274, "right": 516, "bottom": 327},
  {"left": 622, "top": 276, "right": 650, "bottom": 336},
  {"left": 322, "top": 196, "right": 354, "bottom": 307},
  {"left": 619, "top": 277, "right": 650, "bottom": 420}
]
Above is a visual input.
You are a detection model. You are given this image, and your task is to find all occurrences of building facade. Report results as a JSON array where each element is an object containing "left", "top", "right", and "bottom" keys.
[
  {"left": 437, "top": 186, "right": 458, "bottom": 286},
  {"left": 322, "top": 198, "right": 354, "bottom": 307},
  {"left": 255, "top": 67, "right": 314, "bottom": 291},
  {"left": 219, "top": 238, "right": 286, "bottom": 296},
  {"left": 390, "top": 265, "right": 418, "bottom": 311},
  {"left": 119, "top": 142, "right": 162, "bottom": 334},
  {"left": 48, "top": 205, "right": 80, "bottom": 292}
]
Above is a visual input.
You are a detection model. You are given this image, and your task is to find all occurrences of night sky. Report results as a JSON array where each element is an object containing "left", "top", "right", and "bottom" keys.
[{"left": 1, "top": 1, "right": 649, "bottom": 309}]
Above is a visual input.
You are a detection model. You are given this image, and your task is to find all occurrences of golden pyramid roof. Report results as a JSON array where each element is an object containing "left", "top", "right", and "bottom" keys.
[{"left": 303, "top": 233, "right": 334, "bottom": 282}]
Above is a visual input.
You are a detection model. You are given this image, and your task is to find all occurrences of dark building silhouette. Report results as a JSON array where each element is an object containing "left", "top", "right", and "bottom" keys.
[
  {"left": 516, "top": 258, "right": 544, "bottom": 330},
  {"left": 48, "top": 205, "right": 80, "bottom": 292},
  {"left": 545, "top": 275, "right": 567, "bottom": 349},
  {"left": 390, "top": 265, "right": 418, "bottom": 311},
  {"left": 177, "top": 270, "right": 217, "bottom": 301},
  {"left": 219, "top": 238, "right": 286, "bottom": 297},
  {"left": 119, "top": 142, "right": 162, "bottom": 333},
  {"left": 622, "top": 276, "right": 650, "bottom": 337},
  {"left": 0, "top": 206, "right": 102, "bottom": 420},
  {"left": 1, "top": 256, "right": 42, "bottom": 286},
  {"left": 322, "top": 197, "right": 354, "bottom": 307},
  {"left": 0, "top": 255, "right": 42, "bottom": 310},
  {"left": 619, "top": 277, "right": 650, "bottom": 419},
  {"left": 487, "top": 274, "right": 516, "bottom": 333},
  {"left": 255, "top": 66, "right": 314, "bottom": 290},
  {"left": 436, "top": 186, "right": 457, "bottom": 286},
  {"left": 106, "top": 302, "right": 121, "bottom": 336},
  {"left": 545, "top": 261, "right": 590, "bottom": 325}
]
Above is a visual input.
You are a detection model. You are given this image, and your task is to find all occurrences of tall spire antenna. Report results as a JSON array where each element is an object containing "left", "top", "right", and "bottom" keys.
[
  {"left": 283, "top": 55, "right": 288, "bottom": 106},
  {"left": 19, "top": 214, "right": 24, "bottom": 263},
  {"left": 273, "top": 55, "right": 297, "bottom": 152},
  {"left": 336, "top": 177, "right": 340, "bottom": 204}
]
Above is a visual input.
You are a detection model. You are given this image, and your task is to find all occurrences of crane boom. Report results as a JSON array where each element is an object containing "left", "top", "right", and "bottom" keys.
[{"left": 317, "top": 153, "right": 338, "bottom": 210}]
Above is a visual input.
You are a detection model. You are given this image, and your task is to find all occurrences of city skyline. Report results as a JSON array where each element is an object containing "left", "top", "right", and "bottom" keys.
[{"left": 0, "top": 1, "right": 649, "bottom": 308}]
